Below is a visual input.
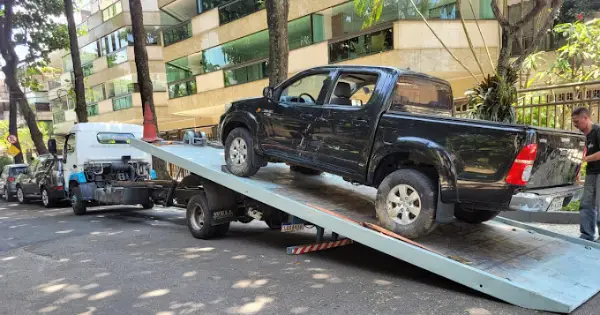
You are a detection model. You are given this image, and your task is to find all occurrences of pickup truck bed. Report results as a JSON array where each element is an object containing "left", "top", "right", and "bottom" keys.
[{"left": 131, "top": 139, "right": 600, "bottom": 314}]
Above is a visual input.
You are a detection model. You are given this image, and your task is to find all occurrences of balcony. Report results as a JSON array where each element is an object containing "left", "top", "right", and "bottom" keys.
[
  {"left": 163, "top": 21, "right": 192, "bottom": 46},
  {"left": 218, "top": 0, "right": 264, "bottom": 25}
]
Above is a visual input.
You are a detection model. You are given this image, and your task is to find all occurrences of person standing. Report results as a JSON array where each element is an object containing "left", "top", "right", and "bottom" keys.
[{"left": 572, "top": 107, "right": 600, "bottom": 241}]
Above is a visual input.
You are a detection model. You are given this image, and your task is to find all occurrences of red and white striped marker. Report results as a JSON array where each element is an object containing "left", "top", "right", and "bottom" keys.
[{"left": 286, "top": 239, "right": 353, "bottom": 255}]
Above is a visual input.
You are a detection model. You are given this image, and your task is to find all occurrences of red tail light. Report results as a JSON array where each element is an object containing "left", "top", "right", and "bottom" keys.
[
  {"left": 506, "top": 144, "right": 538, "bottom": 186},
  {"left": 7, "top": 177, "right": 14, "bottom": 182},
  {"left": 55, "top": 186, "right": 63, "bottom": 191}
]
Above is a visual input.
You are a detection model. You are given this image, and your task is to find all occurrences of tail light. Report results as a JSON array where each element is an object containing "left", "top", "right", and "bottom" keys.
[
  {"left": 506, "top": 144, "right": 538, "bottom": 186},
  {"left": 7, "top": 177, "right": 14, "bottom": 182},
  {"left": 55, "top": 186, "right": 63, "bottom": 191},
  {"left": 576, "top": 146, "right": 587, "bottom": 182}
]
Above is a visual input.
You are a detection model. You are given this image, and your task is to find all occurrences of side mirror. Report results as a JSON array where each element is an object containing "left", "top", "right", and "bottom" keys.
[
  {"left": 263, "top": 86, "right": 274, "bottom": 100},
  {"left": 48, "top": 139, "right": 57, "bottom": 155}
]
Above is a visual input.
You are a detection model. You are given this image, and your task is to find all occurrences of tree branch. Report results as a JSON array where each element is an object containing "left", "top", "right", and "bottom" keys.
[
  {"left": 511, "top": 0, "right": 563, "bottom": 69},
  {"left": 457, "top": 0, "right": 485, "bottom": 77},
  {"left": 467, "top": 0, "right": 496, "bottom": 73},
  {"left": 511, "top": 0, "right": 547, "bottom": 32},
  {"left": 491, "top": 0, "right": 510, "bottom": 28}
]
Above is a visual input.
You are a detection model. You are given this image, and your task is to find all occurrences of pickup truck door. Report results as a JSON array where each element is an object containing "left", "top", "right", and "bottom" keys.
[
  {"left": 21, "top": 159, "right": 40, "bottom": 196},
  {"left": 315, "top": 71, "right": 381, "bottom": 179},
  {"left": 263, "top": 71, "right": 332, "bottom": 160}
]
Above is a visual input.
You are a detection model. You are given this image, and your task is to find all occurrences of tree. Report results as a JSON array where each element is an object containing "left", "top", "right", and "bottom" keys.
[
  {"left": 265, "top": 0, "right": 289, "bottom": 86},
  {"left": 0, "top": 0, "right": 68, "bottom": 157},
  {"left": 64, "top": 0, "right": 88, "bottom": 123},
  {"left": 557, "top": 0, "right": 600, "bottom": 24},
  {"left": 129, "top": 0, "right": 170, "bottom": 179}
]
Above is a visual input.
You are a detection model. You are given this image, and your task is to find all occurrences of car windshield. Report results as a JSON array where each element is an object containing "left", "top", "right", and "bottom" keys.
[
  {"left": 97, "top": 132, "right": 135, "bottom": 144},
  {"left": 9, "top": 167, "right": 27, "bottom": 176}
]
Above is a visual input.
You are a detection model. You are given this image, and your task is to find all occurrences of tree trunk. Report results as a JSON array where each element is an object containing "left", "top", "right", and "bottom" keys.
[
  {"left": 0, "top": 0, "right": 47, "bottom": 156},
  {"left": 64, "top": 0, "right": 88, "bottom": 123},
  {"left": 266, "top": 0, "right": 289, "bottom": 86},
  {"left": 129, "top": 0, "right": 170, "bottom": 179},
  {"left": 9, "top": 97, "right": 23, "bottom": 164}
]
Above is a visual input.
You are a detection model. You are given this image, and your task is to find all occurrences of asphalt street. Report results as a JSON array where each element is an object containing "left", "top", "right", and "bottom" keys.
[{"left": 0, "top": 200, "right": 598, "bottom": 315}]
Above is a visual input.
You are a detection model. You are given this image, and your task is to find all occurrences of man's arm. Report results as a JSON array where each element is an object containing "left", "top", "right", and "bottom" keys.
[{"left": 585, "top": 152, "right": 600, "bottom": 162}]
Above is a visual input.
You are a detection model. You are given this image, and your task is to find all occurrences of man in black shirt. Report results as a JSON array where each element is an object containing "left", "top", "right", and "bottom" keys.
[{"left": 573, "top": 107, "right": 600, "bottom": 241}]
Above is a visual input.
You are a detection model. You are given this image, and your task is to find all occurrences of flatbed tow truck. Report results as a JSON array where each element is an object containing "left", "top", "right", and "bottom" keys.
[{"left": 130, "top": 137, "right": 600, "bottom": 314}]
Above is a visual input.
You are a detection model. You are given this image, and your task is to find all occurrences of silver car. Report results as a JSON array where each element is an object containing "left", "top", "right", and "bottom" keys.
[{"left": 0, "top": 164, "right": 28, "bottom": 201}]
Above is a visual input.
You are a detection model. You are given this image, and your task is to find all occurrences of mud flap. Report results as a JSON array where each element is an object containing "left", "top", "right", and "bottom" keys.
[
  {"left": 436, "top": 185, "right": 455, "bottom": 224},
  {"left": 203, "top": 179, "right": 240, "bottom": 225}
]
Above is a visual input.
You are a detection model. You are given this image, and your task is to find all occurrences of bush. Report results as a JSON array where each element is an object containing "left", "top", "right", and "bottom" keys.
[{"left": 0, "top": 156, "right": 14, "bottom": 171}]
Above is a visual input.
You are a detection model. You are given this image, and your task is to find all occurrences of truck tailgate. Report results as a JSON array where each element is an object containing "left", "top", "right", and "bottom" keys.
[{"left": 527, "top": 128, "right": 585, "bottom": 189}]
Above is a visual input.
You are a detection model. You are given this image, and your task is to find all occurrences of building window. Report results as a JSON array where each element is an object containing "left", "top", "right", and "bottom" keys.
[
  {"left": 86, "top": 84, "right": 106, "bottom": 104},
  {"left": 113, "top": 94, "right": 133, "bottom": 111},
  {"left": 168, "top": 78, "right": 197, "bottom": 99},
  {"left": 87, "top": 103, "right": 99, "bottom": 116},
  {"left": 145, "top": 26, "right": 162, "bottom": 46},
  {"left": 102, "top": 1, "right": 122, "bottom": 22},
  {"left": 199, "top": 0, "right": 231, "bottom": 13},
  {"left": 62, "top": 55, "right": 73, "bottom": 72},
  {"left": 166, "top": 52, "right": 203, "bottom": 83},
  {"left": 224, "top": 60, "right": 269, "bottom": 87},
  {"left": 107, "top": 48, "right": 128, "bottom": 67},
  {"left": 163, "top": 22, "right": 192, "bottom": 46},
  {"left": 106, "top": 75, "right": 138, "bottom": 98},
  {"left": 101, "top": 27, "right": 129, "bottom": 55},
  {"left": 219, "top": 0, "right": 266, "bottom": 25},
  {"left": 329, "top": 27, "right": 393, "bottom": 63},
  {"left": 81, "top": 41, "right": 100, "bottom": 64}
]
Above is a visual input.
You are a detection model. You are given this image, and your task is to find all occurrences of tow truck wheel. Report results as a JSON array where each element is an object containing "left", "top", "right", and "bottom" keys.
[
  {"left": 186, "top": 193, "right": 228, "bottom": 239},
  {"left": 71, "top": 187, "right": 87, "bottom": 215},
  {"left": 289, "top": 165, "right": 322, "bottom": 175},
  {"left": 141, "top": 200, "right": 154, "bottom": 210},
  {"left": 225, "top": 127, "right": 260, "bottom": 177},
  {"left": 454, "top": 206, "right": 500, "bottom": 224},
  {"left": 375, "top": 169, "right": 437, "bottom": 239}
]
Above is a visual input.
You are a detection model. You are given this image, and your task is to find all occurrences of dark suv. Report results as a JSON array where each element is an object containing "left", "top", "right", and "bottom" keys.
[
  {"left": 0, "top": 164, "right": 28, "bottom": 201},
  {"left": 15, "top": 154, "right": 66, "bottom": 207}
]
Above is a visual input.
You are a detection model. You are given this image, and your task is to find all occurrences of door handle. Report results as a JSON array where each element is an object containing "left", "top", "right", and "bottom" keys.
[
  {"left": 353, "top": 119, "right": 368, "bottom": 126},
  {"left": 300, "top": 113, "right": 313, "bottom": 119}
]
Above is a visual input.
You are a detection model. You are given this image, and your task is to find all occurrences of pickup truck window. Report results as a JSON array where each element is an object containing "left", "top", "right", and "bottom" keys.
[
  {"left": 279, "top": 73, "right": 329, "bottom": 105},
  {"left": 329, "top": 73, "right": 378, "bottom": 107},
  {"left": 66, "top": 134, "right": 76, "bottom": 153},
  {"left": 390, "top": 77, "right": 452, "bottom": 115}
]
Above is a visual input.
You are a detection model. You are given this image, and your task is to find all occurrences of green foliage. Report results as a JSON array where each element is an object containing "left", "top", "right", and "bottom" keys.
[
  {"left": 354, "top": 0, "right": 384, "bottom": 29},
  {"left": 10, "top": 0, "right": 69, "bottom": 66},
  {"left": 557, "top": 0, "right": 600, "bottom": 24},
  {"left": 466, "top": 71, "right": 518, "bottom": 123},
  {"left": 18, "top": 64, "right": 62, "bottom": 92},
  {"left": 0, "top": 156, "right": 14, "bottom": 170},
  {"left": 542, "top": 19, "right": 600, "bottom": 83},
  {"left": 0, "top": 120, "right": 50, "bottom": 154}
]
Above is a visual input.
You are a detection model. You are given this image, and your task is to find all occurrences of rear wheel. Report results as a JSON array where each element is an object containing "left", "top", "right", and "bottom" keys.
[
  {"left": 71, "top": 186, "right": 87, "bottom": 215},
  {"left": 16, "top": 187, "right": 28, "bottom": 204},
  {"left": 41, "top": 187, "right": 55, "bottom": 208},
  {"left": 375, "top": 169, "right": 438, "bottom": 239},
  {"left": 141, "top": 199, "right": 154, "bottom": 210},
  {"left": 225, "top": 127, "right": 261, "bottom": 177},
  {"left": 454, "top": 206, "right": 500, "bottom": 223},
  {"left": 5, "top": 187, "right": 14, "bottom": 202},
  {"left": 289, "top": 165, "right": 322, "bottom": 175},
  {"left": 186, "top": 193, "right": 229, "bottom": 239}
]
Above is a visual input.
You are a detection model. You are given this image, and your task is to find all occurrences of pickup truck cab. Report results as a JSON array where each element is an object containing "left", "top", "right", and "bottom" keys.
[{"left": 218, "top": 65, "right": 585, "bottom": 238}]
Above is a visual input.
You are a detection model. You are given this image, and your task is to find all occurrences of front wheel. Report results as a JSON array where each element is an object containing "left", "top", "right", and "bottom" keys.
[
  {"left": 225, "top": 127, "right": 261, "bottom": 177},
  {"left": 71, "top": 187, "right": 87, "bottom": 215},
  {"left": 454, "top": 206, "right": 500, "bottom": 223},
  {"left": 375, "top": 169, "right": 438, "bottom": 239},
  {"left": 17, "top": 187, "right": 28, "bottom": 204}
]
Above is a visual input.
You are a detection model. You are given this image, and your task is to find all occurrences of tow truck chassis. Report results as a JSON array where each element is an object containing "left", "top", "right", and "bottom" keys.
[{"left": 131, "top": 138, "right": 600, "bottom": 314}]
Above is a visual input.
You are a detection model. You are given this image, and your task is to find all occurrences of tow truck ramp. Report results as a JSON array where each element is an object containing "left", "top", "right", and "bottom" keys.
[{"left": 131, "top": 139, "right": 600, "bottom": 314}]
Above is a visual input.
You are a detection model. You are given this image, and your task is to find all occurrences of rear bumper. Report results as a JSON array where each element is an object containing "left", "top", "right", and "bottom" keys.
[{"left": 509, "top": 185, "right": 583, "bottom": 212}]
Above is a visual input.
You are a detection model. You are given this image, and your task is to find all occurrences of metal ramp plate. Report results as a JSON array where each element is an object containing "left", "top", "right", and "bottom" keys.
[{"left": 131, "top": 140, "right": 600, "bottom": 313}]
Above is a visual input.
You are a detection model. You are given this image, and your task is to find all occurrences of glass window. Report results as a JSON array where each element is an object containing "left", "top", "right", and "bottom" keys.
[
  {"left": 390, "top": 76, "right": 452, "bottom": 115},
  {"left": 328, "top": 73, "right": 378, "bottom": 107},
  {"left": 219, "top": 0, "right": 266, "bottom": 25},
  {"left": 107, "top": 48, "right": 128, "bottom": 67},
  {"left": 9, "top": 166, "right": 27, "bottom": 176},
  {"left": 168, "top": 78, "right": 197, "bottom": 99},
  {"left": 62, "top": 54, "right": 73, "bottom": 72},
  {"left": 82, "top": 63, "right": 93, "bottom": 77},
  {"left": 329, "top": 28, "right": 393, "bottom": 63},
  {"left": 163, "top": 22, "right": 192, "bottom": 46},
  {"left": 198, "top": 0, "right": 231, "bottom": 13},
  {"left": 102, "top": 1, "right": 122, "bottom": 21},
  {"left": 80, "top": 42, "right": 100, "bottom": 64},
  {"left": 145, "top": 26, "right": 162, "bottom": 46},
  {"left": 112, "top": 95, "right": 133, "bottom": 111},
  {"left": 151, "top": 73, "right": 167, "bottom": 92},
  {"left": 28, "top": 159, "right": 40, "bottom": 173},
  {"left": 279, "top": 73, "right": 330, "bottom": 105},
  {"left": 224, "top": 60, "right": 268, "bottom": 87},
  {"left": 66, "top": 133, "right": 76, "bottom": 153},
  {"left": 106, "top": 75, "right": 138, "bottom": 98},
  {"left": 88, "top": 103, "right": 99, "bottom": 116},
  {"left": 97, "top": 132, "right": 135, "bottom": 144},
  {"left": 86, "top": 84, "right": 105, "bottom": 104},
  {"left": 166, "top": 53, "right": 202, "bottom": 83}
]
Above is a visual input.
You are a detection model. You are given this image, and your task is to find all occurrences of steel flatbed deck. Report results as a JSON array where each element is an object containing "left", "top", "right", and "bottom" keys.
[{"left": 131, "top": 139, "right": 600, "bottom": 314}]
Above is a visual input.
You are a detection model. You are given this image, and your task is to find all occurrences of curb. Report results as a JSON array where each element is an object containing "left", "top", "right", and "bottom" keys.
[{"left": 499, "top": 211, "right": 580, "bottom": 224}]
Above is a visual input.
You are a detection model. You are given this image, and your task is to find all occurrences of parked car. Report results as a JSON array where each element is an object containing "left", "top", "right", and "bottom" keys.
[
  {"left": 0, "top": 164, "right": 28, "bottom": 201},
  {"left": 15, "top": 154, "right": 66, "bottom": 207},
  {"left": 218, "top": 65, "right": 585, "bottom": 238}
]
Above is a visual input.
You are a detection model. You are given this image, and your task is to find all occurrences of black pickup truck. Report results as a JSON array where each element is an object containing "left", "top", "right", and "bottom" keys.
[{"left": 218, "top": 65, "right": 585, "bottom": 238}]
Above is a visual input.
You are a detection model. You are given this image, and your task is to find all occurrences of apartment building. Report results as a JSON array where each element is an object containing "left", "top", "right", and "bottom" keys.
[
  {"left": 157, "top": 0, "right": 500, "bottom": 138},
  {"left": 52, "top": 0, "right": 173, "bottom": 134}
]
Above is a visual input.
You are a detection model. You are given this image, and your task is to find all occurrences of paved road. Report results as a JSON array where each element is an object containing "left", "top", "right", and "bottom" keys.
[{"left": 0, "top": 200, "right": 598, "bottom": 315}]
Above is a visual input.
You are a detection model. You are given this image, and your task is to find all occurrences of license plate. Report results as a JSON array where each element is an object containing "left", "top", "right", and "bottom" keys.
[{"left": 548, "top": 197, "right": 565, "bottom": 211}]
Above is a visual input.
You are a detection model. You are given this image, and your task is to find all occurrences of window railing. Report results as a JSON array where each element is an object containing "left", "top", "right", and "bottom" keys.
[
  {"left": 168, "top": 78, "right": 197, "bottom": 99},
  {"left": 224, "top": 60, "right": 268, "bottom": 87},
  {"left": 219, "top": 0, "right": 265, "bottom": 25},
  {"left": 163, "top": 21, "right": 192, "bottom": 47},
  {"left": 107, "top": 48, "right": 128, "bottom": 68},
  {"left": 329, "top": 27, "right": 394, "bottom": 63},
  {"left": 88, "top": 103, "right": 99, "bottom": 116},
  {"left": 112, "top": 94, "right": 133, "bottom": 111}
]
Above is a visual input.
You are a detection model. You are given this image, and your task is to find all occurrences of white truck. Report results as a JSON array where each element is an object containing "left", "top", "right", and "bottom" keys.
[{"left": 50, "top": 122, "right": 166, "bottom": 214}]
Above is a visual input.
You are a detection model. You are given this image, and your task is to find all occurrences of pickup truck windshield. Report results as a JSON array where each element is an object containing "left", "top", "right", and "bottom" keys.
[
  {"left": 97, "top": 132, "right": 135, "bottom": 144},
  {"left": 390, "top": 77, "right": 452, "bottom": 115}
]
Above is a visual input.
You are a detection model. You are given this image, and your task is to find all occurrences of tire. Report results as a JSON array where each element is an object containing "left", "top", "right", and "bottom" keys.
[
  {"left": 41, "top": 187, "right": 55, "bottom": 208},
  {"left": 264, "top": 210, "right": 287, "bottom": 230},
  {"left": 290, "top": 165, "right": 322, "bottom": 175},
  {"left": 375, "top": 169, "right": 438, "bottom": 239},
  {"left": 213, "top": 222, "right": 230, "bottom": 237},
  {"left": 5, "top": 187, "right": 14, "bottom": 202},
  {"left": 16, "top": 186, "right": 29, "bottom": 204},
  {"left": 225, "top": 127, "right": 261, "bottom": 177},
  {"left": 141, "top": 199, "right": 154, "bottom": 210},
  {"left": 454, "top": 206, "right": 500, "bottom": 224},
  {"left": 186, "top": 193, "right": 217, "bottom": 239},
  {"left": 71, "top": 186, "right": 87, "bottom": 215},
  {"left": 238, "top": 216, "right": 254, "bottom": 224}
]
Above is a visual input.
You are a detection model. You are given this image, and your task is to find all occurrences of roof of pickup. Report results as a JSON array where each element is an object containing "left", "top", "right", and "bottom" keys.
[{"left": 306, "top": 65, "right": 451, "bottom": 85}]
